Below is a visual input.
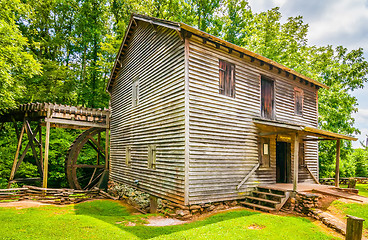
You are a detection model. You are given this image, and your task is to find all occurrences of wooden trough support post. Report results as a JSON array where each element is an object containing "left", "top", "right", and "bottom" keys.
[
  {"left": 42, "top": 107, "right": 51, "bottom": 191},
  {"left": 8, "top": 119, "right": 27, "bottom": 188},
  {"left": 335, "top": 139, "right": 341, "bottom": 188},
  {"left": 346, "top": 215, "right": 364, "bottom": 240}
]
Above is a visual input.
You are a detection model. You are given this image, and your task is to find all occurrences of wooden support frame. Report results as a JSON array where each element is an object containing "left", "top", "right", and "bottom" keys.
[
  {"left": 8, "top": 119, "right": 26, "bottom": 188},
  {"left": 4, "top": 102, "right": 110, "bottom": 190}
]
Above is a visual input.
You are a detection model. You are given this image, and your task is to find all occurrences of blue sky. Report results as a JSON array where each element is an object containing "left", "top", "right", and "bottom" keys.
[{"left": 247, "top": 0, "right": 368, "bottom": 148}]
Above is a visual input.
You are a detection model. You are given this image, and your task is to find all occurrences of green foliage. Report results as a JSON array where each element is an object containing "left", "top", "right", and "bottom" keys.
[
  {"left": 0, "top": 200, "right": 337, "bottom": 239},
  {"left": 0, "top": 0, "right": 41, "bottom": 109}
]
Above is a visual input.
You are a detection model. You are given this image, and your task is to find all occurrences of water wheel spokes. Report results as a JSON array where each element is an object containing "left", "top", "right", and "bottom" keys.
[{"left": 65, "top": 128, "right": 107, "bottom": 190}]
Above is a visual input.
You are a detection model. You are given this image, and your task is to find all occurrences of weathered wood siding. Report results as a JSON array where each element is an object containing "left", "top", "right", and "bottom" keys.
[
  {"left": 187, "top": 35, "right": 318, "bottom": 204},
  {"left": 110, "top": 21, "right": 186, "bottom": 204}
]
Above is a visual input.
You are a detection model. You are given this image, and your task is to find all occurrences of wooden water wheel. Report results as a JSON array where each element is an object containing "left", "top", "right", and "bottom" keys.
[{"left": 65, "top": 127, "right": 107, "bottom": 190}]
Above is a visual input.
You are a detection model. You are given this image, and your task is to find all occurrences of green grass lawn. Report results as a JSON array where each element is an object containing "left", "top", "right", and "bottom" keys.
[
  {"left": 0, "top": 200, "right": 338, "bottom": 240},
  {"left": 340, "top": 184, "right": 368, "bottom": 197},
  {"left": 332, "top": 201, "right": 368, "bottom": 229}
]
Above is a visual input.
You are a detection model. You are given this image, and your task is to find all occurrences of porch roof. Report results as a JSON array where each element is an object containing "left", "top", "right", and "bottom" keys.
[{"left": 253, "top": 118, "right": 357, "bottom": 141}]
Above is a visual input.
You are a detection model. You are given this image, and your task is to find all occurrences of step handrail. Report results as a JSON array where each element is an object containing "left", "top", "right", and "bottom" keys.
[
  {"left": 236, "top": 162, "right": 260, "bottom": 190},
  {"left": 304, "top": 164, "right": 319, "bottom": 184}
]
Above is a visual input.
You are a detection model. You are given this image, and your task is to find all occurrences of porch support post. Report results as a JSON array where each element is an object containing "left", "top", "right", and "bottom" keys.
[
  {"left": 335, "top": 139, "right": 341, "bottom": 188},
  {"left": 293, "top": 132, "right": 299, "bottom": 193}
]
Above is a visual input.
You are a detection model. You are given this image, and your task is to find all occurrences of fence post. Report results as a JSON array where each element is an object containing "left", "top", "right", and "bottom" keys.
[
  {"left": 346, "top": 215, "right": 364, "bottom": 240},
  {"left": 149, "top": 195, "right": 158, "bottom": 213}
]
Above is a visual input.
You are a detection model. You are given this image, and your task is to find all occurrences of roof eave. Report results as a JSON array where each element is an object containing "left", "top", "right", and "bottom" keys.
[{"left": 179, "top": 23, "right": 329, "bottom": 90}]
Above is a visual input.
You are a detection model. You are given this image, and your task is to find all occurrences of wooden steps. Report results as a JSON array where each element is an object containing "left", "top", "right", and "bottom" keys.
[
  {"left": 240, "top": 201, "right": 276, "bottom": 212},
  {"left": 240, "top": 186, "right": 290, "bottom": 212}
]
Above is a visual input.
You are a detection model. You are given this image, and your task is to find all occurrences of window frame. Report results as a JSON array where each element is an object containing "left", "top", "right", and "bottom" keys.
[
  {"left": 132, "top": 77, "right": 139, "bottom": 107},
  {"left": 259, "top": 137, "right": 271, "bottom": 168},
  {"left": 260, "top": 76, "right": 275, "bottom": 120},
  {"left": 219, "top": 59, "right": 236, "bottom": 98},
  {"left": 148, "top": 145, "right": 156, "bottom": 169},
  {"left": 125, "top": 146, "right": 132, "bottom": 166}
]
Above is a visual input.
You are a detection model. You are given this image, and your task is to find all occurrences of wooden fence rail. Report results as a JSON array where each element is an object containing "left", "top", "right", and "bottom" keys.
[
  {"left": 320, "top": 177, "right": 368, "bottom": 185},
  {"left": 0, "top": 186, "right": 117, "bottom": 205}
]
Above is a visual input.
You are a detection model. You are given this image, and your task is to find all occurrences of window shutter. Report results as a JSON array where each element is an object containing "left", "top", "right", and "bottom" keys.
[
  {"left": 219, "top": 60, "right": 225, "bottom": 94},
  {"left": 148, "top": 145, "right": 156, "bottom": 169},
  {"left": 219, "top": 59, "right": 236, "bottom": 98},
  {"left": 230, "top": 64, "right": 235, "bottom": 97},
  {"left": 294, "top": 88, "right": 303, "bottom": 116},
  {"left": 132, "top": 78, "right": 139, "bottom": 107},
  {"left": 125, "top": 146, "right": 131, "bottom": 165},
  {"left": 261, "top": 77, "right": 274, "bottom": 119}
]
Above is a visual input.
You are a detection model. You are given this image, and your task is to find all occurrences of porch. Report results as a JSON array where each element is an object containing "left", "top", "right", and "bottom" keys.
[{"left": 254, "top": 118, "right": 358, "bottom": 192}]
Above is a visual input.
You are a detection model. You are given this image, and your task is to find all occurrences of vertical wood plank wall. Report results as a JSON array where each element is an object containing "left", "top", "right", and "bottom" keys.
[
  {"left": 110, "top": 21, "right": 186, "bottom": 204},
  {"left": 187, "top": 36, "right": 319, "bottom": 205}
]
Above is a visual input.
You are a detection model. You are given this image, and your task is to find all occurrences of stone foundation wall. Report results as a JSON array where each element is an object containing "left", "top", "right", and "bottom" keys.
[
  {"left": 108, "top": 181, "right": 242, "bottom": 219},
  {"left": 292, "top": 192, "right": 320, "bottom": 215}
]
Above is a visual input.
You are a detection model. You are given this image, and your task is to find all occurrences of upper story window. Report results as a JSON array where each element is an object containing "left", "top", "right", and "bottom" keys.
[
  {"left": 261, "top": 76, "right": 274, "bottom": 119},
  {"left": 132, "top": 77, "right": 139, "bottom": 107},
  {"left": 294, "top": 87, "right": 303, "bottom": 116},
  {"left": 219, "top": 59, "right": 235, "bottom": 98}
]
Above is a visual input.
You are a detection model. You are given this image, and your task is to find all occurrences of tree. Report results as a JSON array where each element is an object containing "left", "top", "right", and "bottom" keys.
[{"left": 0, "top": 0, "right": 41, "bottom": 109}]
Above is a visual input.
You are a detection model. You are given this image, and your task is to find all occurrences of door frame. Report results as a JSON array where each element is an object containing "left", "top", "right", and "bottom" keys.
[{"left": 276, "top": 141, "right": 291, "bottom": 183}]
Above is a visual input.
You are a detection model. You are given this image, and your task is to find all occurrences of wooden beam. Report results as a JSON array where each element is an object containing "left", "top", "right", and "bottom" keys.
[
  {"left": 8, "top": 120, "right": 26, "bottom": 188},
  {"left": 42, "top": 108, "right": 51, "bottom": 189},
  {"left": 39, "top": 122, "right": 43, "bottom": 172},
  {"left": 259, "top": 131, "right": 291, "bottom": 136},
  {"left": 15, "top": 126, "right": 40, "bottom": 173},
  {"left": 25, "top": 122, "right": 42, "bottom": 175},
  {"left": 46, "top": 118, "right": 108, "bottom": 129},
  {"left": 303, "top": 138, "right": 337, "bottom": 141},
  {"left": 293, "top": 133, "right": 299, "bottom": 193},
  {"left": 335, "top": 139, "right": 341, "bottom": 187}
]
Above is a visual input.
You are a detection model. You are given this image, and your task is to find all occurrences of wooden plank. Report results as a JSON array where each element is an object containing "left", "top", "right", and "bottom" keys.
[
  {"left": 73, "top": 164, "right": 105, "bottom": 169},
  {"left": 335, "top": 139, "right": 341, "bottom": 188},
  {"left": 46, "top": 118, "right": 108, "bottom": 129},
  {"left": 42, "top": 107, "right": 51, "bottom": 189},
  {"left": 346, "top": 215, "right": 364, "bottom": 240},
  {"left": 293, "top": 133, "right": 299, "bottom": 193},
  {"left": 236, "top": 163, "right": 260, "bottom": 190}
]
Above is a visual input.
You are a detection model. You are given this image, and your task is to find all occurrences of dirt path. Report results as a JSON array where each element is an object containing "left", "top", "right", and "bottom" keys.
[{"left": 0, "top": 200, "right": 50, "bottom": 209}]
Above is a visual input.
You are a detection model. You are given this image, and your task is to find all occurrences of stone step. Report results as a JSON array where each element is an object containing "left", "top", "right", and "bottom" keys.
[
  {"left": 245, "top": 195, "right": 280, "bottom": 204},
  {"left": 252, "top": 191, "right": 285, "bottom": 198},
  {"left": 240, "top": 201, "right": 276, "bottom": 212}
]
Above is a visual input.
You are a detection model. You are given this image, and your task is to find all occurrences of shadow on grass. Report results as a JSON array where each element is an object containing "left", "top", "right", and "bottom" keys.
[{"left": 74, "top": 200, "right": 258, "bottom": 239}]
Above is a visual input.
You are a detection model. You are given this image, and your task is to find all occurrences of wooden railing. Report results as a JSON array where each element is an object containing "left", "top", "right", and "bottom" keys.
[
  {"left": 320, "top": 177, "right": 368, "bottom": 185},
  {"left": 0, "top": 185, "right": 116, "bottom": 204},
  {"left": 236, "top": 162, "right": 260, "bottom": 190},
  {"left": 304, "top": 165, "right": 320, "bottom": 184}
]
